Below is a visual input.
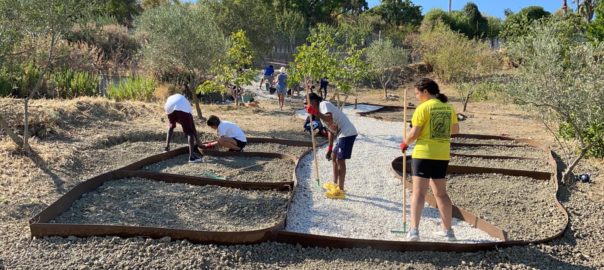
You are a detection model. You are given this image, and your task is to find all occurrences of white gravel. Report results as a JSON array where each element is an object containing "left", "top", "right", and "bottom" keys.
[{"left": 286, "top": 106, "right": 501, "bottom": 243}]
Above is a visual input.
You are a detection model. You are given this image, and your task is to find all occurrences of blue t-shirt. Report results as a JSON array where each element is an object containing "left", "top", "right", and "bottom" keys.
[
  {"left": 264, "top": 66, "right": 274, "bottom": 76},
  {"left": 277, "top": 73, "right": 287, "bottom": 88}
]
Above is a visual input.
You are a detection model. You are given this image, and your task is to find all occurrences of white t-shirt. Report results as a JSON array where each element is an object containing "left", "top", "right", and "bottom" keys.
[
  {"left": 217, "top": 121, "right": 247, "bottom": 142},
  {"left": 164, "top": 94, "right": 192, "bottom": 114},
  {"left": 319, "top": 101, "right": 357, "bottom": 139}
]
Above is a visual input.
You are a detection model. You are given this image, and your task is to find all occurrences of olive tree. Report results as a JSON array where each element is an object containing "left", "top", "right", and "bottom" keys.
[
  {"left": 506, "top": 21, "right": 604, "bottom": 182},
  {"left": 136, "top": 4, "right": 225, "bottom": 120},
  {"left": 366, "top": 39, "right": 408, "bottom": 99},
  {"left": 213, "top": 30, "right": 255, "bottom": 108},
  {"left": 0, "top": 0, "right": 98, "bottom": 153}
]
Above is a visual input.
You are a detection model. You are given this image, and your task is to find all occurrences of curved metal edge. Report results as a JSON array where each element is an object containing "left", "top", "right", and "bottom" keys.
[{"left": 451, "top": 153, "right": 540, "bottom": 160}]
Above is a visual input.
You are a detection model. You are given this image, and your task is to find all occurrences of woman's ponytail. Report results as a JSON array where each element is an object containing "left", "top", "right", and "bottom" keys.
[{"left": 415, "top": 78, "right": 447, "bottom": 103}]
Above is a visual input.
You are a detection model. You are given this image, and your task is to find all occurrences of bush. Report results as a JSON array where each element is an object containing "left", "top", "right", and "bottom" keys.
[
  {"left": 50, "top": 69, "right": 100, "bottom": 98},
  {"left": 107, "top": 76, "right": 157, "bottom": 102},
  {"left": 0, "top": 69, "right": 14, "bottom": 97}
]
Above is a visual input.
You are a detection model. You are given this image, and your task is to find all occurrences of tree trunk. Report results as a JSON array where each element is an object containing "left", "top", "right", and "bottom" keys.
[
  {"left": 0, "top": 112, "right": 23, "bottom": 148},
  {"left": 384, "top": 87, "right": 388, "bottom": 99},
  {"left": 562, "top": 145, "right": 590, "bottom": 183},
  {"left": 23, "top": 98, "right": 29, "bottom": 153}
]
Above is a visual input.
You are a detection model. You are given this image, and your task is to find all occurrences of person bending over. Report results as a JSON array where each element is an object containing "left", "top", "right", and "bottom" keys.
[
  {"left": 306, "top": 93, "right": 358, "bottom": 199},
  {"left": 203, "top": 115, "right": 247, "bottom": 152},
  {"left": 400, "top": 78, "right": 460, "bottom": 242},
  {"left": 164, "top": 93, "right": 204, "bottom": 163}
]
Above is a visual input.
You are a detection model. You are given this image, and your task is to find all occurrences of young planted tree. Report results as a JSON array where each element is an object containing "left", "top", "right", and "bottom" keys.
[
  {"left": 136, "top": 3, "right": 225, "bottom": 120},
  {"left": 506, "top": 20, "right": 604, "bottom": 182},
  {"left": 0, "top": 0, "right": 98, "bottom": 153},
  {"left": 213, "top": 30, "right": 255, "bottom": 108},
  {"left": 366, "top": 39, "right": 408, "bottom": 99}
]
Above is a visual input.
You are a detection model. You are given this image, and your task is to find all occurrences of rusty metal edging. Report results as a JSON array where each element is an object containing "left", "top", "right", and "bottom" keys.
[{"left": 450, "top": 153, "right": 540, "bottom": 160}]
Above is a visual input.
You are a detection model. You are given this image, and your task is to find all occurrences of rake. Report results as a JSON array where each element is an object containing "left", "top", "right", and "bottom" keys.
[
  {"left": 391, "top": 87, "right": 409, "bottom": 235},
  {"left": 305, "top": 77, "right": 322, "bottom": 190}
]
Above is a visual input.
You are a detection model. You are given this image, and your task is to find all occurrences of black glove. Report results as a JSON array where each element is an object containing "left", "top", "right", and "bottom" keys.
[{"left": 326, "top": 150, "right": 332, "bottom": 161}]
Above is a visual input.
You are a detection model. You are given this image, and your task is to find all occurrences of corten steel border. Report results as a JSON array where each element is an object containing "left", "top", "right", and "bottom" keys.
[
  {"left": 30, "top": 138, "right": 309, "bottom": 244},
  {"left": 30, "top": 135, "right": 569, "bottom": 253}
]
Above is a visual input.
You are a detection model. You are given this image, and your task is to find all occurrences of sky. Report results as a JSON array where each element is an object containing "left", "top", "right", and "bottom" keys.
[{"left": 367, "top": 0, "right": 562, "bottom": 19}]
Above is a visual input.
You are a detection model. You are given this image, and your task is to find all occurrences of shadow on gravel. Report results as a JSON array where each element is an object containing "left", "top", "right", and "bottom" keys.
[
  {"left": 7, "top": 202, "right": 47, "bottom": 221},
  {"left": 28, "top": 149, "right": 66, "bottom": 193}
]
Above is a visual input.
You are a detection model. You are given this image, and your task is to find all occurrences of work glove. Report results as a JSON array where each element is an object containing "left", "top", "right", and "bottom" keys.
[
  {"left": 305, "top": 105, "right": 318, "bottom": 116},
  {"left": 400, "top": 142, "right": 409, "bottom": 153},
  {"left": 326, "top": 146, "right": 333, "bottom": 161}
]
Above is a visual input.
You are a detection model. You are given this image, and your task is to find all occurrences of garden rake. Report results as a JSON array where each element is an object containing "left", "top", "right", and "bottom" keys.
[
  {"left": 392, "top": 87, "right": 409, "bottom": 235},
  {"left": 305, "top": 77, "right": 322, "bottom": 190}
]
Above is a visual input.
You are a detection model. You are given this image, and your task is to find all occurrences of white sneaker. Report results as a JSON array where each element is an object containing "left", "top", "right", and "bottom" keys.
[
  {"left": 435, "top": 229, "right": 456, "bottom": 241},
  {"left": 406, "top": 228, "right": 419, "bottom": 241},
  {"left": 188, "top": 156, "right": 203, "bottom": 163}
]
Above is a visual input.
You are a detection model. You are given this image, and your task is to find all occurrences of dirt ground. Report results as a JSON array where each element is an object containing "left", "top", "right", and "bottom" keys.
[{"left": 1, "top": 82, "right": 603, "bottom": 269}]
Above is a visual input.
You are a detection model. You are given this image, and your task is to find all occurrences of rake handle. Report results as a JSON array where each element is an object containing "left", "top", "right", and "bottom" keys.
[{"left": 402, "top": 88, "right": 408, "bottom": 228}]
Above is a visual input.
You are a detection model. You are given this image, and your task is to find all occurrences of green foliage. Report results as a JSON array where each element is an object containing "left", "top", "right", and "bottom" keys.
[
  {"left": 501, "top": 6, "right": 550, "bottom": 39},
  {"left": 371, "top": 0, "right": 422, "bottom": 27},
  {"left": 104, "top": 0, "right": 140, "bottom": 25},
  {"left": 588, "top": 0, "right": 604, "bottom": 41},
  {"left": 213, "top": 30, "right": 256, "bottom": 93},
  {"left": 269, "top": 0, "right": 355, "bottom": 26},
  {"left": 136, "top": 4, "right": 225, "bottom": 90},
  {"left": 417, "top": 21, "right": 498, "bottom": 83},
  {"left": 107, "top": 76, "right": 157, "bottom": 102},
  {"left": 485, "top": 16, "right": 503, "bottom": 38},
  {"left": 0, "top": 68, "right": 14, "bottom": 97},
  {"left": 196, "top": 80, "right": 226, "bottom": 95},
  {"left": 366, "top": 39, "right": 408, "bottom": 98},
  {"left": 421, "top": 3, "right": 491, "bottom": 39},
  {"left": 205, "top": 0, "right": 276, "bottom": 60},
  {"left": 50, "top": 69, "right": 99, "bottom": 98},
  {"left": 506, "top": 20, "right": 604, "bottom": 163}
]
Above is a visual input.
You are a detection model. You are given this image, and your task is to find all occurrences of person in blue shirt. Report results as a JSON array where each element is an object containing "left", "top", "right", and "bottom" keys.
[
  {"left": 274, "top": 67, "right": 288, "bottom": 110},
  {"left": 259, "top": 65, "right": 274, "bottom": 91}
]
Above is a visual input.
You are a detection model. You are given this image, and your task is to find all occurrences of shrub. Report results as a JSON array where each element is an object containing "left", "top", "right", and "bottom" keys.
[
  {"left": 107, "top": 76, "right": 157, "bottom": 102},
  {"left": 50, "top": 69, "right": 100, "bottom": 98}
]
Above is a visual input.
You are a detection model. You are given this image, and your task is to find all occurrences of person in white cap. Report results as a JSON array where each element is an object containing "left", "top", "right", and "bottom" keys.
[{"left": 273, "top": 67, "right": 288, "bottom": 110}]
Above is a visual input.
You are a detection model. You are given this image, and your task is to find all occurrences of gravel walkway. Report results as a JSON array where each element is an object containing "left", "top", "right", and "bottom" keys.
[
  {"left": 287, "top": 106, "right": 499, "bottom": 243},
  {"left": 52, "top": 178, "right": 289, "bottom": 231},
  {"left": 143, "top": 154, "right": 296, "bottom": 182}
]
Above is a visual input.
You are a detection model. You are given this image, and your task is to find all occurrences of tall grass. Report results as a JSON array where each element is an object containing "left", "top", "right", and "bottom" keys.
[
  {"left": 107, "top": 76, "right": 157, "bottom": 102},
  {"left": 51, "top": 69, "right": 100, "bottom": 98}
]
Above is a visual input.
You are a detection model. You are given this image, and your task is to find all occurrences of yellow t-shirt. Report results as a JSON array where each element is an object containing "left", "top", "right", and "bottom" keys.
[{"left": 411, "top": 98, "right": 458, "bottom": 160}]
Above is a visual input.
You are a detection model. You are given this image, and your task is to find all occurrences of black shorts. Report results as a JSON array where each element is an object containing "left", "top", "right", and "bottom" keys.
[
  {"left": 411, "top": 158, "right": 449, "bottom": 179},
  {"left": 234, "top": 138, "right": 247, "bottom": 150}
]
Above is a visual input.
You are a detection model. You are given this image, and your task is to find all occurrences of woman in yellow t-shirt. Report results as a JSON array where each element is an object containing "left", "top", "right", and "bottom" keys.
[{"left": 400, "top": 78, "right": 459, "bottom": 242}]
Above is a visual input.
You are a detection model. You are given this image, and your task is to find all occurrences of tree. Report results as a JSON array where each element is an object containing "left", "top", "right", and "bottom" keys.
[
  {"left": 275, "top": 9, "right": 307, "bottom": 57},
  {"left": 506, "top": 20, "right": 604, "bottom": 182},
  {"left": 462, "top": 2, "right": 488, "bottom": 38},
  {"left": 205, "top": 0, "right": 276, "bottom": 60},
  {"left": 0, "top": 0, "right": 98, "bottom": 153},
  {"left": 372, "top": 0, "right": 423, "bottom": 28},
  {"left": 212, "top": 30, "right": 256, "bottom": 108},
  {"left": 136, "top": 4, "right": 225, "bottom": 120},
  {"left": 574, "top": 0, "right": 598, "bottom": 22},
  {"left": 366, "top": 39, "right": 408, "bottom": 99},
  {"left": 588, "top": 0, "right": 604, "bottom": 41},
  {"left": 104, "top": 0, "right": 140, "bottom": 26},
  {"left": 501, "top": 6, "right": 551, "bottom": 40}
]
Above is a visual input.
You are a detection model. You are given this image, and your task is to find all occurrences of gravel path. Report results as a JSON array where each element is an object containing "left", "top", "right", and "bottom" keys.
[
  {"left": 287, "top": 106, "right": 499, "bottom": 243},
  {"left": 52, "top": 178, "right": 289, "bottom": 231},
  {"left": 447, "top": 173, "right": 566, "bottom": 241},
  {"left": 143, "top": 154, "right": 296, "bottom": 182}
]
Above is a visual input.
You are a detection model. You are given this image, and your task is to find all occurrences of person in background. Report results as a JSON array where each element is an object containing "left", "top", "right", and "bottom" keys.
[
  {"left": 400, "top": 78, "right": 460, "bottom": 242},
  {"left": 319, "top": 76, "right": 329, "bottom": 99},
  {"left": 164, "top": 93, "right": 204, "bottom": 163},
  {"left": 202, "top": 115, "right": 247, "bottom": 152},
  {"left": 274, "top": 67, "right": 288, "bottom": 110},
  {"left": 259, "top": 65, "right": 274, "bottom": 91}
]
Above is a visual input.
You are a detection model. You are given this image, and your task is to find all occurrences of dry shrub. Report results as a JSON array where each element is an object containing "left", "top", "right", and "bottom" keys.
[{"left": 153, "top": 83, "right": 180, "bottom": 103}]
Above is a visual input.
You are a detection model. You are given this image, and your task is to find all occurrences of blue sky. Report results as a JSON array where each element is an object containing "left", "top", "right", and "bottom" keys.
[{"left": 367, "top": 0, "right": 562, "bottom": 19}]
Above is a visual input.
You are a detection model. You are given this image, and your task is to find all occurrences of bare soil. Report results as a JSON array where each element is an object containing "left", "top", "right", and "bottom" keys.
[
  {"left": 52, "top": 178, "right": 289, "bottom": 231},
  {"left": 450, "top": 156, "right": 551, "bottom": 172}
]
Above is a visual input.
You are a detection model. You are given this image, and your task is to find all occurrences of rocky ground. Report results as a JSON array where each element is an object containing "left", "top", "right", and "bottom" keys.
[{"left": 1, "top": 89, "right": 603, "bottom": 269}]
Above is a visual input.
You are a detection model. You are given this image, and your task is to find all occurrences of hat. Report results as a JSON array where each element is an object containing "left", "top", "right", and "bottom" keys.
[{"left": 279, "top": 67, "right": 286, "bottom": 73}]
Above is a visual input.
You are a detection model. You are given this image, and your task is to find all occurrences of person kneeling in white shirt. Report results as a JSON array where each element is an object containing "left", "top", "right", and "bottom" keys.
[{"left": 202, "top": 115, "right": 247, "bottom": 152}]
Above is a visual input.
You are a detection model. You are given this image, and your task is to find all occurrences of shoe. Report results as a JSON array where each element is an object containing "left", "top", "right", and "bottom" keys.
[
  {"left": 188, "top": 156, "right": 203, "bottom": 163},
  {"left": 322, "top": 182, "right": 337, "bottom": 191},
  {"left": 325, "top": 188, "right": 345, "bottom": 199},
  {"left": 435, "top": 229, "right": 456, "bottom": 242},
  {"left": 406, "top": 228, "right": 420, "bottom": 241}
]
